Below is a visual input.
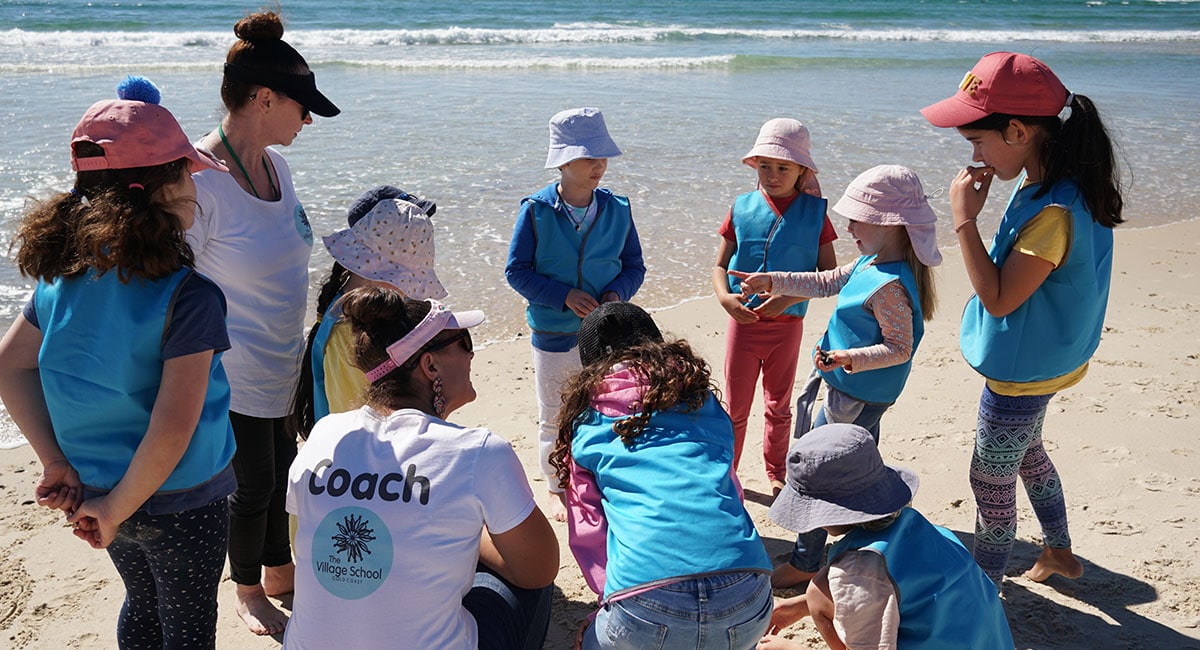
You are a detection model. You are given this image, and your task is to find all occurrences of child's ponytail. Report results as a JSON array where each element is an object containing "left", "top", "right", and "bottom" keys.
[{"left": 1041, "top": 93, "right": 1124, "bottom": 228}]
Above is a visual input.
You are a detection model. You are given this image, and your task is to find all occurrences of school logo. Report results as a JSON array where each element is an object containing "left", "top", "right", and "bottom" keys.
[
  {"left": 294, "top": 204, "right": 314, "bottom": 246},
  {"left": 312, "top": 506, "right": 393, "bottom": 600},
  {"left": 959, "top": 72, "right": 982, "bottom": 97}
]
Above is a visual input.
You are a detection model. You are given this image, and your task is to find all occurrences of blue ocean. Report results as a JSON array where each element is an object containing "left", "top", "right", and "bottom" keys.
[{"left": 1, "top": 0, "right": 1197, "bottom": 447}]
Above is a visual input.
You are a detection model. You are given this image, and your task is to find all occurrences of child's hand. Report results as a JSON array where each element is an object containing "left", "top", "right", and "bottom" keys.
[
  {"left": 950, "top": 165, "right": 994, "bottom": 232},
  {"left": 718, "top": 292, "right": 759, "bottom": 324},
  {"left": 565, "top": 288, "right": 600, "bottom": 318},
  {"left": 767, "top": 594, "right": 810, "bottom": 634},
  {"left": 727, "top": 270, "right": 772, "bottom": 297},
  {"left": 814, "top": 349, "right": 851, "bottom": 372},
  {"left": 757, "top": 634, "right": 803, "bottom": 649},
  {"left": 68, "top": 495, "right": 125, "bottom": 550},
  {"left": 752, "top": 295, "right": 799, "bottom": 319},
  {"left": 35, "top": 459, "right": 82, "bottom": 513}
]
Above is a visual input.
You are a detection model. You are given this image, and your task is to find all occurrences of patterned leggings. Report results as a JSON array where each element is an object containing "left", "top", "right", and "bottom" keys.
[
  {"left": 106, "top": 498, "right": 229, "bottom": 649},
  {"left": 970, "top": 386, "right": 1071, "bottom": 585}
]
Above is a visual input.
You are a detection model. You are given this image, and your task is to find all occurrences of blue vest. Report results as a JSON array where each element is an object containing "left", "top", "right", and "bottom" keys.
[
  {"left": 727, "top": 190, "right": 826, "bottom": 318},
  {"left": 310, "top": 295, "right": 343, "bottom": 422},
  {"left": 525, "top": 190, "right": 632, "bottom": 335},
  {"left": 820, "top": 256, "right": 923, "bottom": 404},
  {"left": 830, "top": 508, "right": 1014, "bottom": 649},
  {"left": 34, "top": 269, "right": 235, "bottom": 492},
  {"left": 571, "top": 394, "right": 771, "bottom": 599},
  {"left": 960, "top": 179, "right": 1113, "bottom": 382}
]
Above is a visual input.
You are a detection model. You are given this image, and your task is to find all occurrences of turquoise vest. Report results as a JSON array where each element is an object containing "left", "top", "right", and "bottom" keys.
[
  {"left": 310, "top": 295, "right": 343, "bottom": 422},
  {"left": 727, "top": 190, "right": 826, "bottom": 318},
  {"left": 35, "top": 269, "right": 235, "bottom": 492},
  {"left": 525, "top": 192, "right": 632, "bottom": 335},
  {"left": 960, "top": 178, "right": 1113, "bottom": 382},
  {"left": 820, "top": 256, "right": 923, "bottom": 404},
  {"left": 830, "top": 508, "right": 1014, "bottom": 649},
  {"left": 571, "top": 394, "right": 771, "bottom": 599}
]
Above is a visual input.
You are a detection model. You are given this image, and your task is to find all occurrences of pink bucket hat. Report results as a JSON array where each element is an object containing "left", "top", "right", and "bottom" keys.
[
  {"left": 741, "top": 118, "right": 818, "bottom": 173},
  {"left": 833, "top": 165, "right": 942, "bottom": 267},
  {"left": 920, "top": 52, "right": 1070, "bottom": 128},
  {"left": 322, "top": 197, "right": 448, "bottom": 300},
  {"left": 71, "top": 78, "right": 227, "bottom": 174}
]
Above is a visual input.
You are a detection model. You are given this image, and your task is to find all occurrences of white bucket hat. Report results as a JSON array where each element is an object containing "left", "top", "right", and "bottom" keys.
[
  {"left": 832, "top": 165, "right": 942, "bottom": 267},
  {"left": 544, "top": 107, "right": 622, "bottom": 169},
  {"left": 322, "top": 197, "right": 448, "bottom": 300},
  {"left": 741, "top": 118, "right": 819, "bottom": 173}
]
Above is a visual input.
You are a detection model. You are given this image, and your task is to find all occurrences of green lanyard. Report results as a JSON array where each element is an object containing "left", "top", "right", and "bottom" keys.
[{"left": 218, "top": 124, "right": 278, "bottom": 200}]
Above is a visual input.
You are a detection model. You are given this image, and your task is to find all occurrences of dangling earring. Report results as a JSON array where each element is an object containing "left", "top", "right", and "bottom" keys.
[{"left": 431, "top": 376, "right": 446, "bottom": 417}]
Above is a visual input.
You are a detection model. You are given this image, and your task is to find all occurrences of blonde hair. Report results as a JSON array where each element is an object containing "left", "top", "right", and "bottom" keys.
[{"left": 901, "top": 236, "right": 937, "bottom": 321}]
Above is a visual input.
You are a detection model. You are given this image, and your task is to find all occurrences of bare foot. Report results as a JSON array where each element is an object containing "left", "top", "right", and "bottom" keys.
[
  {"left": 770, "top": 479, "right": 786, "bottom": 498},
  {"left": 549, "top": 490, "right": 568, "bottom": 523},
  {"left": 1024, "top": 546, "right": 1084, "bottom": 582},
  {"left": 263, "top": 561, "right": 295, "bottom": 597},
  {"left": 770, "top": 562, "right": 816, "bottom": 589},
  {"left": 235, "top": 583, "right": 289, "bottom": 636}
]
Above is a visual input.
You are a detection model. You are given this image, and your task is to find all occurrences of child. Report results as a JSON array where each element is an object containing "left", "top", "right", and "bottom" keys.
[
  {"left": 733, "top": 164, "right": 941, "bottom": 588},
  {"left": 505, "top": 107, "right": 646, "bottom": 522},
  {"left": 0, "top": 77, "right": 237, "bottom": 648},
  {"left": 290, "top": 185, "right": 443, "bottom": 436},
  {"left": 921, "top": 51, "right": 1123, "bottom": 586},
  {"left": 285, "top": 289, "right": 557, "bottom": 650},
  {"left": 759, "top": 424, "right": 1014, "bottom": 649},
  {"left": 550, "top": 302, "right": 772, "bottom": 649},
  {"left": 712, "top": 117, "right": 837, "bottom": 493}
]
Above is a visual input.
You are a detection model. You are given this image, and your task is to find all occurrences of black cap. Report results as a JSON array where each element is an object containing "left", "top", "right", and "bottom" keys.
[
  {"left": 346, "top": 185, "right": 436, "bottom": 227},
  {"left": 577, "top": 302, "right": 663, "bottom": 366}
]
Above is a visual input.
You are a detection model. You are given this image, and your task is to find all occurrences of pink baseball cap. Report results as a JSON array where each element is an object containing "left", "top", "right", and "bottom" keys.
[
  {"left": 71, "top": 99, "right": 227, "bottom": 174},
  {"left": 920, "top": 52, "right": 1069, "bottom": 128}
]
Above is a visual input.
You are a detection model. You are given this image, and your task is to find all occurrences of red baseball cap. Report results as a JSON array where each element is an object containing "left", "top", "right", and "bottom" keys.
[
  {"left": 71, "top": 99, "right": 227, "bottom": 174},
  {"left": 920, "top": 52, "right": 1069, "bottom": 128}
]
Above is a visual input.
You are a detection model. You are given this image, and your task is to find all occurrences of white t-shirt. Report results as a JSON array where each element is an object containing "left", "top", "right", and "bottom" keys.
[
  {"left": 187, "top": 148, "right": 313, "bottom": 417},
  {"left": 284, "top": 407, "right": 537, "bottom": 650}
]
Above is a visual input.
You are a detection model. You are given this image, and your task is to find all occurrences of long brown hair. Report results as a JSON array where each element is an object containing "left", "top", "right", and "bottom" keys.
[
  {"left": 288, "top": 262, "right": 353, "bottom": 439},
  {"left": 549, "top": 338, "right": 719, "bottom": 491},
  {"left": 13, "top": 142, "right": 193, "bottom": 283}
]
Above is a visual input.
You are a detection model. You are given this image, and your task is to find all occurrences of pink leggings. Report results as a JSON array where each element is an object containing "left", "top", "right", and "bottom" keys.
[{"left": 723, "top": 317, "right": 805, "bottom": 482}]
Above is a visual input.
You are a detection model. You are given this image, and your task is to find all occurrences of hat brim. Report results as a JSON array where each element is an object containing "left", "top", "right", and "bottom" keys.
[
  {"left": 920, "top": 95, "right": 990, "bottom": 129},
  {"left": 188, "top": 145, "right": 228, "bottom": 174},
  {"left": 832, "top": 195, "right": 942, "bottom": 267},
  {"left": 768, "top": 465, "right": 919, "bottom": 533},
  {"left": 544, "top": 143, "right": 622, "bottom": 169},
  {"left": 322, "top": 231, "right": 448, "bottom": 301},
  {"left": 742, "top": 146, "right": 819, "bottom": 174},
  {"left": 445, "top": 309, "right": 485, "bottom": 330}
]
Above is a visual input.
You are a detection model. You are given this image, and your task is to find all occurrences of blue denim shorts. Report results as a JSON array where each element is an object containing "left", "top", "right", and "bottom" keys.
[{"left": 584, "top": 571, "right": 772, "bottom": 650}]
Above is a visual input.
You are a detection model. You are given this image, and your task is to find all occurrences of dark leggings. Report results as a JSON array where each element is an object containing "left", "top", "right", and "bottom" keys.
[
  {"left": 228, "top": 412, "right": 296, "bottom": 585},
  {"left": 464, "top": 563, "right": 554, "bottom": 650},
  {"left": 106, "top": 498, "right": 229, "bottom": 650}
]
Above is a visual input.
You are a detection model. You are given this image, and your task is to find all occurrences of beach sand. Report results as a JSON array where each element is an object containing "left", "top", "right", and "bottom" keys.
[{"left": 1, "top": 219, "right": 1197, "bottom": 649}]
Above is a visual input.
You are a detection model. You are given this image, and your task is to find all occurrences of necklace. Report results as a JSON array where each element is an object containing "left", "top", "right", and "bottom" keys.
[{"left": 218, "top": 124, "right": 278, "bottom": 200}]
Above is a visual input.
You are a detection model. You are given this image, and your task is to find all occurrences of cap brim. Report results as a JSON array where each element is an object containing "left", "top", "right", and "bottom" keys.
[
  {"left": 446, "top": 309, "right": 484, "bottom": 330},
  {"left": 298, "top": 87, "right": 340, "bottom": 118},
  {"left": 920, "top": 95, "right": 989, "bottom": 129},
  {"left": 188, "top": 146, "right": 228, "bottom": 174}
]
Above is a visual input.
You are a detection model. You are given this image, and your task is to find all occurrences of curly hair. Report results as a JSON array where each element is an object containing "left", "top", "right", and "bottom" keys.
[
  {"left": 549, "top": 338, "right": 719, "bottom": 491},
  {"left": 13, "top": 142, "right": 193, "bottom": 282}
]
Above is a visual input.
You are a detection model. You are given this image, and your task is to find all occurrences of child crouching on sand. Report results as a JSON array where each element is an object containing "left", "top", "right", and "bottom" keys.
[
  {"left": 551, "top": 302, "right": 772, "bottom": 649},
  {"left": 758, "top": 424, "right": 1013, "bottom": 649}
]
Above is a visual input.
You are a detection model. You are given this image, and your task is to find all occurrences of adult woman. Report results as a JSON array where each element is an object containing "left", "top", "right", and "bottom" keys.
[
  {"left": 186, "top": 10, "right": 339, "bottom": 635},
  {"left": 285, "top": 288, "right": 558, "bottom": 649}
]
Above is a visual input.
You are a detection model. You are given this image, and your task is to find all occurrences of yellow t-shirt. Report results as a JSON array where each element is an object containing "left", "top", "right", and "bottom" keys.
[
  {"left": 323, "top": 319, "right": 368, "bottom": 413},
  {"left": 986, "top": 205, "right": 1088, "bottom": 396}
]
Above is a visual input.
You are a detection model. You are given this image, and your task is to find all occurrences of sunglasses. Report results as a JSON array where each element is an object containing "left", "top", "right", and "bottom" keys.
[
  {"left": 260, "top": 90, "right": 310, "bottom": 121},
  {"left": 422, "top": 329, "right": 473, "bottom": 355}
]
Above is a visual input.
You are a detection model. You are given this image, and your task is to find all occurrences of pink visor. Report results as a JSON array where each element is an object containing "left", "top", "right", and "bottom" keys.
[{"left": 365, "top": 300, "right": 484, "bottom": 383}]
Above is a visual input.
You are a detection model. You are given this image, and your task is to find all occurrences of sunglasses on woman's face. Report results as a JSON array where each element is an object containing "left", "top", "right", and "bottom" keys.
[{"left": 423, "top": 329, "right": 473, "bottom": 355}]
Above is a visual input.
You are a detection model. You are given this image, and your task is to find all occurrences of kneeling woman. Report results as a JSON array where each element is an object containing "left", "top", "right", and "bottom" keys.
[
  {"left": 552, "top": 302, "right": 773, "bottom": 649},
  {"left": 285, "top": 288, "right": 558, "bottom": 650}
]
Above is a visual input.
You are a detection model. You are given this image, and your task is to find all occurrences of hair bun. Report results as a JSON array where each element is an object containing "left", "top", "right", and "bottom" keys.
[
  {"left": 233, "top": 11, "right": 284, "bottom": 42},
  {"left": 116, "top": 75, "right": 161, "bottom": 105}
]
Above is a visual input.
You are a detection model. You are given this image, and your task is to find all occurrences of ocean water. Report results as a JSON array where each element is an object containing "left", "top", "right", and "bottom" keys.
[{"left": 1, "top": 0, "right": 1197, "bottom": 447}]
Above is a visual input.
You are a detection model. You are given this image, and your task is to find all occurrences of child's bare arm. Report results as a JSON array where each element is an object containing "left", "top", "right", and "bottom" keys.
[{"left": 807, "top": 568, "right": 848, "bottom": 650}]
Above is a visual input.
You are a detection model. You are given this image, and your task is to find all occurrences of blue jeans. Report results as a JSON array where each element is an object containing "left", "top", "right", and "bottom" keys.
[
  {"left": 463, "top": 564, "right": 553, "bottom": 650},
  {"left": 788, "top": 393, "right": 892, "bottom": 573},
  {"left": 583, "top": 572, "right": 772, "bottom": 650}
]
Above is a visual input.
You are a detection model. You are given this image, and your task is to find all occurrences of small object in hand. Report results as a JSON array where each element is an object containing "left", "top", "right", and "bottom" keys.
[{"left": 819, "top": 350, "right": 833, "bottom": 366}]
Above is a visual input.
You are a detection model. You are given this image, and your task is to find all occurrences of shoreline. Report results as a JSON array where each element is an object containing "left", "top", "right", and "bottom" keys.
[{"left": 1, "top": 218, "right": 1198, "bottom": 648}]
